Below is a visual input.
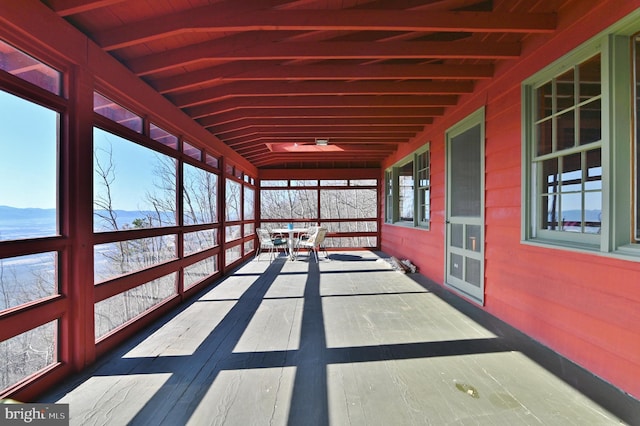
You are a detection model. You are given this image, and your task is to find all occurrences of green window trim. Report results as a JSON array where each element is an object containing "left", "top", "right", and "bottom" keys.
[
  {"left": 385, "top": 143, "right": 430, "bottom": 229},
  {"left": 522, "top": 9, "right": 640, "bottom": 260}
]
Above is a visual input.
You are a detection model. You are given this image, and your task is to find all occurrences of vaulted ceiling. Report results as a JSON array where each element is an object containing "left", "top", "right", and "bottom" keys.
[{"left": 41, "top": 0, "right": 557, "bottom": 169}]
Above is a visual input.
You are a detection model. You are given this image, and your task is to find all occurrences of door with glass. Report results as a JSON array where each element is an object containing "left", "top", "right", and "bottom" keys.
[{"left": 445, "top": 109, "right": 485, "bottom": 304}]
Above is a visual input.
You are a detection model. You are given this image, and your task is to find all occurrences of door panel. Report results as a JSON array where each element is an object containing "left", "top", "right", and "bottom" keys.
[{"left": 446, "top": 111, "right": 484, "bottom": 304}]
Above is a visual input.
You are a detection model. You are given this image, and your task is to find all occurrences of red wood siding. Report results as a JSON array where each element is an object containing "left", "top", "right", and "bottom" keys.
[{"left": 382, "top": 0, "right": 640, "bottom": 399}]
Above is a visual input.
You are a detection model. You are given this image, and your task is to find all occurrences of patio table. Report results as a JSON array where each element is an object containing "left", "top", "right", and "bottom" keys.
[{"left": 271, "top": 227, "right": 308, "bottom": 260}]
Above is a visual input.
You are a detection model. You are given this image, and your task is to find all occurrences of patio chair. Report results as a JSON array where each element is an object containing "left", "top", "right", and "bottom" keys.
[
  {"left": 255, "top": 227, "right": 288, "bottom": 261},
  {"left": 295, "top": 227, "right": 328, "bottom": 262},
  {"left": 298, "top": 225, "right": 319, "bottom": 244}
]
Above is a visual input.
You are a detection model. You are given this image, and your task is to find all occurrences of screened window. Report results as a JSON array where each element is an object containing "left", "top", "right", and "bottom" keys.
[
  {"left": 259, "top": 179, "right": 378, "bottom": 248},
  {"left": 244, "top": 186, "right": 255, "bottom": 221},
  {"left": 0, "top": 41, "right": 63, "bottom": 394},
  {"left": 0, "top": 91, "right": 58, "bottom": 241},
  {"left": 0, "top": 321, "right": 57, "bottom": 391},
  {"left": 225, "top": 179, "right": 242, "bottom": 222},
  {"left": 183, "top": 163, "right": 218, "bottom": 225},
  {"left": 183, "top": 141, "right": 201, "bottom": 161},
  {"left": 94, "top": 236, "right": 177, "bottom": 283},
  {"left": 95, "top": 273, "right": 176, "bottom": 339},
  {"left": 150, "top": 123, "right": 178, "bottom": 150},
  {"left": 184, "top": 257, "right": 217, "bottom": 290},
  {"left": 0, "top": 39, "right": 61, "bottom": 95},
  {"left": 93, "top": 128, "right": 177, "bottom": 231},
  {"left": 320, "top": 189, "right": 377, "bottom": 220},
  {"left": 93, "top": 92, "right": 142, "bottom": 133},
  {"left": 184, "top": 229, "right": 218, "bottom": 255}
]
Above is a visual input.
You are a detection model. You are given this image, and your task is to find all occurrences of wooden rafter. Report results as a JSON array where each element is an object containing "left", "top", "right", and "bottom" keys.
[{"left": 95, "top": 9, "right": 555, "bottom": 50}]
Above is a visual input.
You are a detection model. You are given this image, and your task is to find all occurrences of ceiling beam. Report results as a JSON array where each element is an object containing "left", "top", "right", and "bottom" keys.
[
  {"left": 227, "top": 133, "right": 415, "bottom": 147},
  {"left": 42, "top": 0, "right": 126, "bottom": 16},
  {"left": 199, "top": 108, "right": 442, "bottom": 127},
  {"left": 187, "top": 95, "right": 458, "bottom": 118},
  {"left": 152, "top": 63, "right": 493, "bottom": 94},
  {"left": 129, "top": 40, "right": 520, "bottom": 75},
  {"left": 96, "top": 9, "right": 555, "bottom": 50},
  {"left": 248, "top": 153, "right": 389, "bottom": 166},
  {"left": 211, "top": 117, "right": 429, "bottom": 134},
  {"left": 170, "top": 80, "right": 474, "bottom": 107},
  {"left": 220, "top": 125, "right": 424, "bottom": 141}
]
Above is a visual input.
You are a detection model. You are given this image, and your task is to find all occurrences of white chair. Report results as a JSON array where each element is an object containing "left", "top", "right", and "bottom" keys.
[
  {"left": 255, "top": 228, "right": 288, "bottom": 261},
  {"left": 295, "top": 227, "right": 328, "bottom": 262},
  {"left": 297, "top": 225, "right": 318, "bottom": 244}
]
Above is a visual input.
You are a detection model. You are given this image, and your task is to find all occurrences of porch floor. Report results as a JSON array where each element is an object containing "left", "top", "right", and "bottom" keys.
[{"left": 42, "top": 251, "right": 639, "bottom": 425}]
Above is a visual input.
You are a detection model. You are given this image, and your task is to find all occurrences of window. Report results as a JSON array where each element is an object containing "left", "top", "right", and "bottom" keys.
[
  {"left": 0, "top": 39, "right": 61, "bottom": 95},
  {"left": 0, "top": 91, "right": 59, "bottom": 241},
  {"left": 259, "top": 179, "right": 378, "bottom": 248},
  {"left": 225, "top": 179, "right": 242, "bottom": 222},
  {"left": 417, "top": 151, "right": 431, "bottom": 226},
  {"left": 398, "top": 160, "right": 414, "bottom": 223},
  {"left": 183, "top": 163, "right": 218, "bottom": 225},
  {"left": 385, "top": 170, "right": 393, "bottom": 223},
  {"left": 95, "top": 273, "right": 176, "bottom": 339},
  {"left": 634, "top": 35, "right": 640, "bottom": 242},
  {"left": 523, "top": 11, "right": 640, "bottom": 256},
  {"left": 149, "top": 123, "right": 178, "bottom": 150},
  {"left": 93, "top": 128, "right": 177, "bottom": 231},
  {"left": 244, "top": 186, "right": 255, "bottom": 221},
  {"left": 530, "top": 53, "right": 602, "bottom": 244},
  {"left": 385, "top": 144, "right": 430, "bottom": 229},
  {"left": 93, "top": 92, "right": 142, "bottom": 133},
  {"left": 0, "top": 40, "right": 63, "bottom": 394},
  {"left": 183, "top": 140, "right": 201, "bottom": 161}
]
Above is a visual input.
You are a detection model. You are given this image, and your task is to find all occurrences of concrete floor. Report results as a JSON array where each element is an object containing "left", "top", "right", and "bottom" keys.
[{"left": 42, "top": 251, "right": 639, "bottom": 425}]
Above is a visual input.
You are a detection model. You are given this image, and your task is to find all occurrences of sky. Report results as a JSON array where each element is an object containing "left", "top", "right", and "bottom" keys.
[
  {"left": 0, "top": 91, "right": 57, "bottom": 209},
  {"left": 93, "top": 127, "right": 164, "bottom": 211}
]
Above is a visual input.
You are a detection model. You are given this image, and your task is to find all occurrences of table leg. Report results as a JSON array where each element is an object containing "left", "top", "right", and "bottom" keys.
[{"left": 288, "top": 230, "right": 295, "bottom": 259}]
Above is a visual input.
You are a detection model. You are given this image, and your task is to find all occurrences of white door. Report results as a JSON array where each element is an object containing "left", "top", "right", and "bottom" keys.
[{"left": 446, "top": 109, "right": 485, "bottom": 304}]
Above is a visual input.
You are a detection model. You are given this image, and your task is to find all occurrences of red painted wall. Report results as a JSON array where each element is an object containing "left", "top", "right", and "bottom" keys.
[{"left": 382, "top": 0, "right": 640, "bottom": 399}]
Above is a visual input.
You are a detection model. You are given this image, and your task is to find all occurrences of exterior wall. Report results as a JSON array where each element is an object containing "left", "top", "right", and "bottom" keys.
[{"left": 381, "top": 0, "right": 640, "bottom": 399}]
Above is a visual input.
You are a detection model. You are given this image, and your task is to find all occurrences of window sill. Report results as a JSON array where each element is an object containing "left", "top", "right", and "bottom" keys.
[
  {"left": 613, "top": 244, "right": 640, "bottom": 260},
  {"left": 386, "top": 221, "right": 429, "bottom": 231},
  {"left": 521, "top": 238, "right": 640, "bottom": 262}
]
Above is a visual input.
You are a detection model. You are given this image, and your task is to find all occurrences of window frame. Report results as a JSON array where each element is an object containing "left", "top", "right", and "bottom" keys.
[
  {"left": 522, "top": 10, "right": 640, "bottom": 259},
  {"left": 385, "top": 143, "right": 430, "bottom": 229}
]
